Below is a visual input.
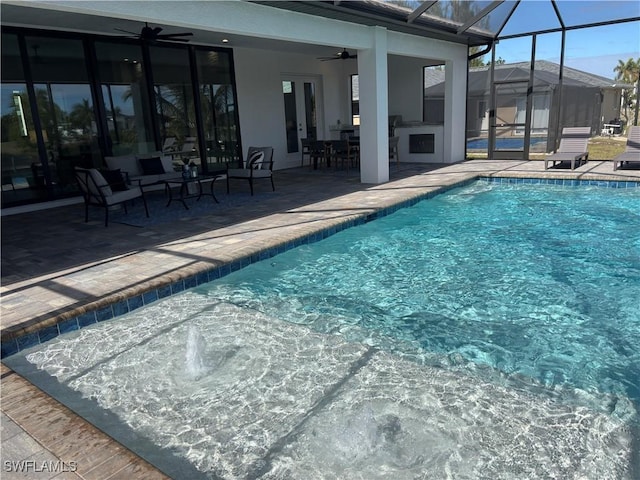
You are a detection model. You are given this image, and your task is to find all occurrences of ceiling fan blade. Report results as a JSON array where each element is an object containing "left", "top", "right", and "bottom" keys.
[
  {"left": 116, "top": 23, "right": 194, "bottom": 43},
  {"left": 157, "top": 36, "right": 191, "bottom": 42},
  {"left": 114, "top": 28, "right": 137, "bottom": 35},
  {"left": 159, "top": 32, "right": 194, "bottom": 38}
]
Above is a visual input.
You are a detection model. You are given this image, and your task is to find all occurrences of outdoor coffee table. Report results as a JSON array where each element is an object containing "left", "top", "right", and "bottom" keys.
[{"left": 164, "top": 174, "right": 225, "bottom": 210}]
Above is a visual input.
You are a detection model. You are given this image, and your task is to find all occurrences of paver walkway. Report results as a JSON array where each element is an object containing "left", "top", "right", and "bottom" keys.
[{"left": 2, "top": 159, "right": 639, "bottom": 479}]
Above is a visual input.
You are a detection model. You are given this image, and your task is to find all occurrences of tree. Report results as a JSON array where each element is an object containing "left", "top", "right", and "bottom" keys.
[
  {"left": 614, "top": 57, "right": 639, "bottom": 126},
  {"left": 68, "top": 98, "right": 95, "bottom": 136}
]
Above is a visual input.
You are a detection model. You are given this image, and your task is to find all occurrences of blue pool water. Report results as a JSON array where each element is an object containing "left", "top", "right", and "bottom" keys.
[
  {"left": 467, "top": 136, "right": 547, "bottom": 149},
  {"left": 7, "top": 180, "right": 639, "bottom": 479},
  {"left": 207, "top": 180, "right": 640, "bottom": 402}
]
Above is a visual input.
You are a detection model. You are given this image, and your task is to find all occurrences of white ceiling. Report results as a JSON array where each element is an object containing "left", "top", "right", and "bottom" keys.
[{"left": 0, "top": 2, "right": 341, "bottom": 57}]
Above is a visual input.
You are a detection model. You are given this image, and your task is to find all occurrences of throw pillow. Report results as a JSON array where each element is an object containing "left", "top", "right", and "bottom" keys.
[
  {"left": 138, "top": 156, "right": 165, "bottom": 175},
  {"left": 99, "top": 169, "right": 128, "bottom": 191},
  {"left": 246, "top": 150, "right": 264, "bottom": 169}
]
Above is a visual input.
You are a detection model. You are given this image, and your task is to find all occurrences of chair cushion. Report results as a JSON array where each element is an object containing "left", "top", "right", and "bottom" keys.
[
  {"left": 104, "top": 187, "right": 143, "bottom": 206},
  {"left": 245, "top": 150, "right": 264, "bottom": 169},
  {"left": 99, "top": 169, "right": 128, "bottom": 191},
  {"left": 138, "top": 156, "right": 165, "bottom": 175},
  {"left": 88, "top": 169, "right": 112, "bottom": 197},
  {"left": 138, "top": 152, "right": 175, "bottom": 173},
  {"left": 227, "top": 169, "right": 252, "bottom": 178}
]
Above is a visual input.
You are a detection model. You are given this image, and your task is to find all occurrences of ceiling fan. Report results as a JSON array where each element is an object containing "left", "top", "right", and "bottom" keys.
[
  {"left": 318, "top": 48, "right": 357, "bottom": 61},
  {"left": 115, "top": 22, "right": 193, "bottom": 43}
]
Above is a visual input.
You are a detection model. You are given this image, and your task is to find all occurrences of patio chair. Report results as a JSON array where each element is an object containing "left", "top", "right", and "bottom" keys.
[
  {"left": 329, "top": 139, "right": 357, "bottom": 172},
  {"left": 544, "top": 127, "right": 590, "bottom": 170},
  {"left": 309, "top": 140, "right": 328, "bottom": 169},
  {"left": 162, "top": 137, "right": 177, "bottom": 154},
  {"left": 226, "top": 146, "right": 274, "bottom": 195},
  {"left": 75, "top": 167, "right": 148, "bottom": 227},
  {"left": 613, "top": 126, "right": 640, "bottom": 170},
  {"left": 301, "top": 138, "right": 312, "bottom": 167}
]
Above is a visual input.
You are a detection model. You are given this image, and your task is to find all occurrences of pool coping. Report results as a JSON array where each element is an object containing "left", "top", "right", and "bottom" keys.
[{"left": 2, "top": 171, "right": 638, "bottom": 358}]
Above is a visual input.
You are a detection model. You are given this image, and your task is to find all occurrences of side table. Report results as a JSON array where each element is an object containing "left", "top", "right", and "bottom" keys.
[{"left": 164, "top": 174, "right": 225, "bottom": 210}]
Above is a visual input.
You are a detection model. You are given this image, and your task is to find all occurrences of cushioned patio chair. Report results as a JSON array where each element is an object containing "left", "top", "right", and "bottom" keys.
[
  {"left": 544, "top": 127, "right": 590, "bottom": 170},
  {"left": 613, "top": 126, "right": 640, "bottom": 170},
  {"left": 75, "top": 167, "right": 148, "bottom": 227},
  {"left": 226, "top": 146, "right": 274, "bottom": 195}
]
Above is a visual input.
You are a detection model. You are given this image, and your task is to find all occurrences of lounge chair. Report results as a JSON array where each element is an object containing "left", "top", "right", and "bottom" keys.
[
  {"left": 75, "top": 167, "right": 149, "bottom": 227},
  {"left": 226, "top": 146, "right": 274, "bottom": 195},
  {"left": 544, "top": 127, "right": 590, "bottom": 170},
  {"left": 613, "top": 126, "right": 640, "bottom": 170}
]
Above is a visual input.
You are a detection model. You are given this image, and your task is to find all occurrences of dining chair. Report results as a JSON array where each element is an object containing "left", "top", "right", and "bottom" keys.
[
  {"left": 330, "top": 140, "right": 356, "bottom": 172},
  {"left": 309, "top": 140, "right": 328, "bottom": 169},
  {"left": 301, "top": 138, "right": 312, "bottom": 167}
]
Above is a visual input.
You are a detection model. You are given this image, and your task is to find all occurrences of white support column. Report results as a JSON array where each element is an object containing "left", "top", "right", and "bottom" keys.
[
  {"left": 357, "top": 27, "right": 389, "bottom": 184},
  {"left": 443, "top": 57, "right": 467, "bottom": 163}
]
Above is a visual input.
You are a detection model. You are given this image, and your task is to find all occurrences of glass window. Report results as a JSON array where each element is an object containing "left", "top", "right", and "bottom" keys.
[
  {"left": 26, "top": 36, "right": 100, "bottom": 195},
  {"left": 195, "top": 48, "right": 239, "bottom": 171},
  {"left": 351, "top": 74, "right": 360, "bottom": 126},
  {"left": 303, "top": 81, "right": 317, "bottom": 140},
  {"left": 150, "top": 45, "right": 200, "bottom": 167},
  {"left": 1, "top": 34, "right": 42, "bottom": 205},
  {"left": 95, "top": 41, "right": 155, "bottom": 156},
  {"left": 282, "top": 80, "right": 298, "bottom": 154}
]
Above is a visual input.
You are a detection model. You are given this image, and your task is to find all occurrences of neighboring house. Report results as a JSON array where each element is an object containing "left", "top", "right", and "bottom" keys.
[{"left": 424, "top": 60, "right": 632, "bottom": 140}]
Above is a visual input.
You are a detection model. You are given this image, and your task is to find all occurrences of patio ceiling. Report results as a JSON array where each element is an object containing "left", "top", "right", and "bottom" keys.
[
  {"left": 2, "top": 1, "right": 638, "bottom": 55},
  {"left": 260, "top": 0, "right": 640, "bottom": 46}
]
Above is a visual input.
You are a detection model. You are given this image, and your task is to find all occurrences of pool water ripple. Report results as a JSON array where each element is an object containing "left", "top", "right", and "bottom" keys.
[
  {"left": 204, "top": 182, "right": 640, "bottom": 407},
  {"left": 6, "top": 180, "right": 639, "bottom": 479}
]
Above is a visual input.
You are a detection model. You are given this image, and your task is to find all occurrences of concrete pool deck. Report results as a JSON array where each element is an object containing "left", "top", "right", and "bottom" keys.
[{"left": 2, "top": 159, "right": 639, "bottom": 478}]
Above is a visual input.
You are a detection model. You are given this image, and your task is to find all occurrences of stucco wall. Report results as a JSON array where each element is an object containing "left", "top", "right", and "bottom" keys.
[{"left": 234, "top": 48, "right": 348, "bottom": 170}]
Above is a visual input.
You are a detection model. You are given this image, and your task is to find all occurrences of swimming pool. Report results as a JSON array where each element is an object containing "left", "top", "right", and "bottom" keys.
[
  {"left": 467, "top": 136, "right": 547, "bottom": 150},
  {"left": 6, "top": 180, "right": 639, "bottom": 479}
]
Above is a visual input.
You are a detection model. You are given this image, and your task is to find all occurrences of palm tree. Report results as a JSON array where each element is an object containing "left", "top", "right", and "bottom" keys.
[
  {"left": 68, "top": 98, "right": 95, "bottom": 136},
  {"left": 614, "top": 57, "right": 639, "bottom": 126}
]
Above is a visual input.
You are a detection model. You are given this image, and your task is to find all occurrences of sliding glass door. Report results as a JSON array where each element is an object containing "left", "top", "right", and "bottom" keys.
[
  {"left": 95, "top": 42, "right": 155, "bottom": 156},
  {"left": 26, "top": 36, "right": 100, "bottom": 197},
  {"left": 1, "top": 26, "right": 241, "bottom": 208},
  {"left": 196, "top": 49, "right": 240, "bottom": 171}
]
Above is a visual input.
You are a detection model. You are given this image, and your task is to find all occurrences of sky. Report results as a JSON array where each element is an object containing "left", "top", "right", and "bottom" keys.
[{"left": 491, "top": 2, "right": 640, "bottom": 79}]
